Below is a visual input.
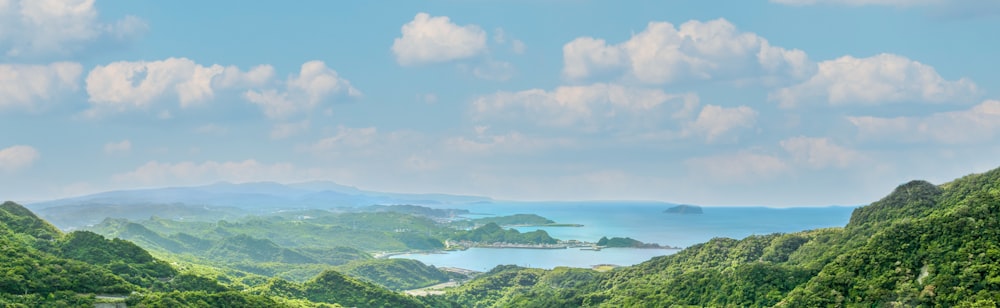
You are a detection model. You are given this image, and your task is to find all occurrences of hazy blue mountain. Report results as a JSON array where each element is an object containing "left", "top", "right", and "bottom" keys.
[{"left": 27, "top": 181, "right": 492, "bottom": 230}]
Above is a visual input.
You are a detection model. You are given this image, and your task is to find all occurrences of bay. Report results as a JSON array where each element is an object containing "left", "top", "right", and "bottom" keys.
[
  {"left": 393, "top": 202, "right": 856, "bottom": 271},
  {"left": 394, "top": 247, "right": 674, "bottom": 272}
]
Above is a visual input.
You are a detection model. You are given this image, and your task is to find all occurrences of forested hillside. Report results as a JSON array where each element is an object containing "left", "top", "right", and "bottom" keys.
[
  {"left": 0, "top": 201, "right": 429, "bottom": 307},
  {"left": 6, "top": 166, "right": 1000, "bottom": 307},
  {"left": 428, "top": 167, "right": 1000, "bottom": 307},
  {"left": 84, "top": 209, "right": 566, "bottom": 289}
]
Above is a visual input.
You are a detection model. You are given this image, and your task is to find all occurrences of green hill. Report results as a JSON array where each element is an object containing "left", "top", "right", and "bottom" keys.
[
  {"left": 250, "top": 270, "right": 427, "bottom": 307},
  {"left": 0, "top": 201, "right": 62, "bottom": 240},
  {"left": 336, "top": 258, "right": 462, "bottom": 291},
  {"left": 451, "top": 222, "right": 557, "bottom": 245},
  {"left": 9, "top": 165, "right": 1000, "bottom": 307},
  {"left": 0, "top": 201, "right": 434, "bottom": 307},
  {"left": 430, "top": 166, "right": 1000, "bottom": 307},
  {"left": 207, "top": 234, "right": 318, "bottom": 264}
]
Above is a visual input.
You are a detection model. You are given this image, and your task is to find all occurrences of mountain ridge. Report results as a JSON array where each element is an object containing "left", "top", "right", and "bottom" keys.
[
  {"left": 427, "top": 167, "right": 1000, "bottom": 307},
  {"left": 27, "top": 181, "right": 494, "bottom": 230}
]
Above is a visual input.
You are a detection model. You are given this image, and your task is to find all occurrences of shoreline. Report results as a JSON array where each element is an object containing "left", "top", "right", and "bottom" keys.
[{"left": 378, "top": 243, "right": 682, "bottom": 258}]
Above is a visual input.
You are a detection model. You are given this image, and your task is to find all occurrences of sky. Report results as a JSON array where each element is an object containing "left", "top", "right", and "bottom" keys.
[{"left": 1, "top": 0, "right": 999, "bottom": 206}]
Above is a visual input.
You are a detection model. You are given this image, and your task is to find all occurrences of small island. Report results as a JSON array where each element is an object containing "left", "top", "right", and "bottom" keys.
[{"left": 664, "top": 204, "right": 703, "bottom": 214}]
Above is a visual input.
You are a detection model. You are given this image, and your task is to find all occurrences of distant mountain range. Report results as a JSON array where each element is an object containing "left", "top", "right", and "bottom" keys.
[{"left": 26, "top": 181, "right": 493, "bottom": 230}]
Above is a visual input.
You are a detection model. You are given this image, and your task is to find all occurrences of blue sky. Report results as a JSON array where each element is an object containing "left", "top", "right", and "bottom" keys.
[{"left": 1, "top": 0, "right": 999, "bottom": 206}]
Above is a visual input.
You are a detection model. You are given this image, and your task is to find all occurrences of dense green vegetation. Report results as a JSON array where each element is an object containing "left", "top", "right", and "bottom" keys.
[
  {"left": 335, "top": 259, "right": 462, "bottom": 291},
  {"left": 90, "top": 211, "right": 449, "bottom": 253},
  {"left": 10, "top": 166, "right": 1000, "bottom": 306},
  {"left": 0, "top": 200, "right": 61, "bottom": 240},
  {"left": 245, "top": 270, "right": 426, "bottom": 307},
  {"left": 0, "top": 201, "right": 437, "bottom": 307},
  {"left": 32, "top": 202, "right": 246, "bottom": 230},
  {"left": 85, "top": 209, "right": 560, "bottom": 285},
  {"left": 451, "top": 222, "right": 557, "bottom": 245},
  {"left": 595, "top": 236, "right": 667, "bottom": 248},
  {"left": 425, "top": 167, "right": 1000, "bottom": 307}
]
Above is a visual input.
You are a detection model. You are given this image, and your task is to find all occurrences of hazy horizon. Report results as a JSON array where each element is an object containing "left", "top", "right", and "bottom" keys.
[{"left": 2, "top": 1, "right": 999, "bottom": 206}]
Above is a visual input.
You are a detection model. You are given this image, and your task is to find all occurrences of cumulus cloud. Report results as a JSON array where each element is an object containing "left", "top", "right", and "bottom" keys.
[
  {"left": 86, "top": 57, "right": 275, "bottom": 112},
  {"left": 112, "top": 159, "right": 310, "bottom": 186},
  {"left": 562, "top": 37, "right": 624, "bottom": 80},
  {"left": 472, "top": 83, "right": 691, "bottom": 130},
  {"left": 780, "top": 136, "right": 861, "bottom": 168},
  {"left": 103, "top": 140, "right": 131, "bottom": 155},
  {"left": 0, "top": 0, "right": 147, "bottom": 58},
  {"left": 392, "top": 13, "right": 487, "bottom": 66},
  {"left": 848, "top": 100, "right": 1000, "bottom": 144},
  {"left": 684, "top": 105, "right": 758, "bottom": 143},
  {"left": 685, "top": 151, "right": 789, "bottom": 182},
  {"left": 0, "top": 62, "right": 82, "bottom": 111},
  {"left": 770, "top": 54, "right": 978, "bottom": 108},
  {"left": 562, "top": 18, "right": 813, "bottom": 84},
  {"left": 0, "top": 145, "right": 39, "bottom": 172},
  {"left": 244, "top": 61, "right": 360, "bottom": 119}
]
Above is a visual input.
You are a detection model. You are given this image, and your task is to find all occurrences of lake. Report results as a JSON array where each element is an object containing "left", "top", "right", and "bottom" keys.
[{"left": 393, "top": 202, "right": 857, "bottom": 271}]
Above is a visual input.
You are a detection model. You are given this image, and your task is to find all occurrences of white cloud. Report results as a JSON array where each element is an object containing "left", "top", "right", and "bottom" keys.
[
  {"left": 215, "top": 65, "right": 275, "bottom": 89},
  {"left": 770, "top": 54, "right": 978, "bottom": 108},
  {"left": 848, "top": 100, "right": 1000, "bottom": 144},
  {"left": 780, "top": 136, "right": 860, "bottom": 168},
  {"left": 392, "top": 13, "right": 487, "bottom": 66},
  {"left": 103, "top": 140, "right": 131, "bottom": 155},
  {"left": 685, "top": 151, "right": 790, "bottom": 182},
  {"left": 562, "top": 18, "right": 813, "bottom": 84},
  {"left": 0, "top": 145, "right": 39, "bottom": 172},
  {"left": 112, "top": 159, "right": 311, "bottom": 186},
  {"left": 270, "top": 120, "right": 310, "bottom": 139},
  {"left": 0, "top": 62, "right": 82, "bottom": 111},
  {"left": 562, "top": 37, "right": 624, "bottom": 80},
  {"left": 244, "top": 61, "right": 360, "bottom": 119},
  {"left": 289, "top": 61, "right": 360, "bottom": 104},
  {"left": 86, "top": 58, "right": 275, "bottom": 112},
  {"left": 684, "top": 105, "right": 758, "bottom": 143},
  {"left": 0, "top": 0, "right": 147, "bottom": 58},
  {"left": 472, "top": 83, "right": 688, "bottom": 129}
]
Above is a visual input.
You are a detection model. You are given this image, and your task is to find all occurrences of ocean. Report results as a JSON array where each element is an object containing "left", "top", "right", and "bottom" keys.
[{"left": 392, "top": 202, "right": 857, "bottom": 271}]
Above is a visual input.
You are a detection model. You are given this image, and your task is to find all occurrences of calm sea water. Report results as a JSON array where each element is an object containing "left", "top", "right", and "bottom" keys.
[{"left": 393, "top": 202, "right": 856, "bottom": 271}]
